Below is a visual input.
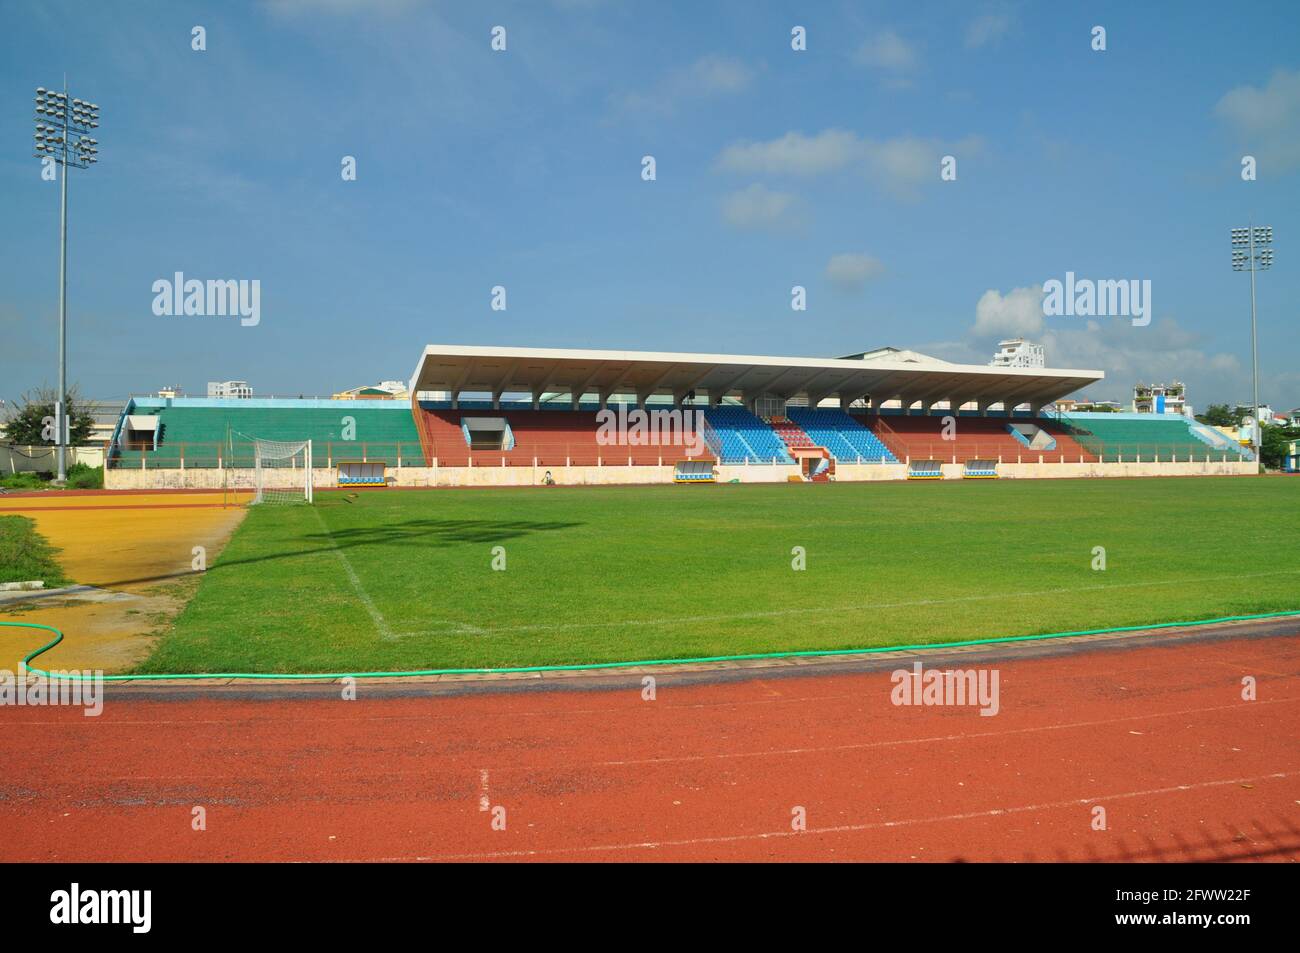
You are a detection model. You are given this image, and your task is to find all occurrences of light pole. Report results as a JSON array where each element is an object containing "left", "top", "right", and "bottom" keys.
[
  {"left": 1231, "top": 225, "right": 1272, "bottom": 467},
  {"left": 33, "top": 83, "right": 99, "bottom": 483}
]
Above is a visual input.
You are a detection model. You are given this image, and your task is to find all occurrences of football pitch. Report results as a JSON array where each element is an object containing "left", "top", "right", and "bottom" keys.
[{"left": 134, "top": 477, "right": 1300, "bottom": 674}]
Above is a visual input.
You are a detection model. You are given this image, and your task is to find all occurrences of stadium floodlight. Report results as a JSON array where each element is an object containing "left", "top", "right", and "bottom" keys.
[
  {"left": 1230, "top": 223, "right": 1273, "bottom": 466},
  {"left": 32, "top": 81, "right": 102, "bottom": 483}
]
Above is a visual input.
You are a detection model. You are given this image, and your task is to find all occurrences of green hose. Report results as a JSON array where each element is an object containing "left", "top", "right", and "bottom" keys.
[{"left": 2, "top": 609, "right": 1298, "bottom": 682}]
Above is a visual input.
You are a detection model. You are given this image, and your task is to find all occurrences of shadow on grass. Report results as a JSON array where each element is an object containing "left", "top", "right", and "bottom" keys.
[
  {"left": 82, "top": 516, "right": 583, "bottom": 589},
  {"left": 304, "top": 517, "right": 581, "bottom": 547}
]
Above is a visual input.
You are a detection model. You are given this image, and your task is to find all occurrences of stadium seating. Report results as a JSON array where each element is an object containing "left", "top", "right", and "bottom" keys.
[
  {"left": 862, "top": 414, "right": 1095, "bottom": 463},
  {"left": 784, "top": 408, "right": 898, "bottom": 463},
  {"left": 1054, "top": 416, "right": 1251, "bottom": 463},
  {"left": 113, "top": 398, "right": 1241, "bottom": 475},
  {"left": 701, "top": 406, "right": 794, "bottom": 464},
  {"left": 111, "top": 402, "right": 421, "bottom": 469},
  {"left": 418, "top": 405, "right": 686, "bottom": 466}
]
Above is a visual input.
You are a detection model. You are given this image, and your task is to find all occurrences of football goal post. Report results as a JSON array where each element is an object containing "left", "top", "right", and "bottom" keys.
[{"left": 227, "top": 431, "right": 313, "bottom": 504}]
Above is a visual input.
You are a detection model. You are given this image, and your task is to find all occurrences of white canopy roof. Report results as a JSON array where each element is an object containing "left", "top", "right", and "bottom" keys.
[{"left": 409, "top": 344, "right": 1103, "bottom": 410}]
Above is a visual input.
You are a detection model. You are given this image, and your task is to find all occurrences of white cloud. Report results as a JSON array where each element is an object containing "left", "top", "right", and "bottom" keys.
[
  {"left": 825, "top": 253, "right": 885, "bottom": 291},
  {"left": 965, "top": 8, "right": 1015, "bottom": 49},
  {"left": 716, "top": 129, "right": 982, "bottom": 198},
  {"left": 855, "top": 31, "right": 917, "bottom": 71},
  {"left": 1214, "top": 68, "right": 1300, "bottom": 171},
  {"left": 972, "top": 286, "right": 1045, "bottom": 338},
  {"left": 721, "top": 184, "right": 804, "bottom": 232},
  {"left": 716, "top": 129, "right": 861, "bottom": 176},
  {"left": 863, "top": 136, "right": 946, "bottom": 192},
  {"left": 612, "top": 54, "right": 753, "bottom": 117},
  {"left": 957, "top": 286, "right": 1253, "bottom": 405},
  {"left": 687, "top": 54, "right": 753, "bottom": 94},
  {"left": 1039, "top": 319, "right": 1244, "bottom": 400}
]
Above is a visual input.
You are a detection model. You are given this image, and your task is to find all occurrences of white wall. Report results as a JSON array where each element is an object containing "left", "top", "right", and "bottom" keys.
[
  {"left": 104, "top": 457, "right": 1256, "bottom": 490},
  {"left": 1, "top": 445, "right": 105, "bottom": 474}
]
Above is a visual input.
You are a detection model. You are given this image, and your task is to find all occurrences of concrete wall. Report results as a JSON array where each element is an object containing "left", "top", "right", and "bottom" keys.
[
  {"left": 2, "top": 445, "right": 105, "bottom": 474},
  {"left": 398, "top": 465, "right": 674, "bottom": 487},
  {"left": 104, "top": 457, "right": 1256, "bottom": 490},
  {"left": 829, "top": 463, "right": 910, "bottom": 482},
  {"left": 993, "top": 460, "right": 1256, "bottom": 479}
]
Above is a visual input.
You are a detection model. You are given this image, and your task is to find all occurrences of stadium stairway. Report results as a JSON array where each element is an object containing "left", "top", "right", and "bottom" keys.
[
  {"left": 765, "top": 416, "right": 816, "bottom": 452},
  {"left": 784, "top": 408, "right": 897, "bottom": 463}
]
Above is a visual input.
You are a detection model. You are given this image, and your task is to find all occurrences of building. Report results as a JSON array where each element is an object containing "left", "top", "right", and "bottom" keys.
[
  {"left": 1133, "top": 382, "right": 1189, "bottom": 417},
  {"left": 157, "top": 385, "right": 184, "bottom": 399},
  {"left": 87, "top": 399, "right": 128, "bottom": 447},
  {"left": 991, "top": 338, "right": 1045, "bottom": 369},
  {"left": 1234, "top": 403, "right": 1280, "bottom": 426},
  {"left": 332, "top": 380, "right": 410, "bottom": 400},
  {"left": 207, "top": 380, "right": 252, "bottom": 399},
  {"left": 1055, "top": 398, "right": 1123, "bottom": 413}
]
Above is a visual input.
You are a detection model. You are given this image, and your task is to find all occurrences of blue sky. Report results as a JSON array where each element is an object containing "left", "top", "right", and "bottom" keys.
[{"left": 3, "top": 0, "right": 1299, "bottom": 411}]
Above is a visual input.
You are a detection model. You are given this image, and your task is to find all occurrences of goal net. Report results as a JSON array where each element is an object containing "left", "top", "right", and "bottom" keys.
[{"left": 226, "top": 432, "right": 313, "bottom": 505}]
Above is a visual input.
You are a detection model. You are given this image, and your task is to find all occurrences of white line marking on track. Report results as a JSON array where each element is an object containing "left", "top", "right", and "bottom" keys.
[
  {"left": 21, "top": 698, "right": 1297, "bottom": 784},
  {"left": 478, "top": 769, "right": 490, "bottom": 812},
  {"left": 556, "top": 697, "right": 1300, "bottom": 769},
  {"left": 354, "top": 770, "right": 1300, "bottom": 862}
]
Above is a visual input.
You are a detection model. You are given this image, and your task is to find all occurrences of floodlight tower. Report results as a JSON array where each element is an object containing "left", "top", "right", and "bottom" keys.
[
  {"left": 1230, "top": 225, "right": 1272, "bottom": 466},
  {"left": 33, "top": 83, "right": 100, "bottom": 482}
]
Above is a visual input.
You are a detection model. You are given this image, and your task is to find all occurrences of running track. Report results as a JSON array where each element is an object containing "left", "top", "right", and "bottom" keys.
[{"left": 1, "top": 633, "right": 1297, "bottom": 862}]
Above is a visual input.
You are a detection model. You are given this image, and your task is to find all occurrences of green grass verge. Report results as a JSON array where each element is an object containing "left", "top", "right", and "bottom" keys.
[
  {"left": 0, "top": 463, "right": 103, "bottom": 490},
  {"left": 0, "top": 515, "right": 71, "bottom": 587},
  {"left": 0, "top": 472, "right": 48, "bottom": 490},
  {"left": 135, "top": 477, "right": 1300, "bottom": 674}
]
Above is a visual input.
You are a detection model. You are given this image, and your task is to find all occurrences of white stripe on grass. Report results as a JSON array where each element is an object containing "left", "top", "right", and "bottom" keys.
[{"left": 310, "top": 506, "right": 395, "bottom": 641}]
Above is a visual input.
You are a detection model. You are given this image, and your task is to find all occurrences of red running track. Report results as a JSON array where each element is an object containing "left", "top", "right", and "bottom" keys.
[{"left": 1, "top": 635, "right": 1297, "bottom": 862}]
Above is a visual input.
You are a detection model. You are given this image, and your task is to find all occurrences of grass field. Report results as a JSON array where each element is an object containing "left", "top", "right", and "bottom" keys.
[
  {"left": 0, "top": 515, "right": 70, "bottom": 588},
  {"left": 134, "top": 477, "right": 1300, "bottom": 674}
]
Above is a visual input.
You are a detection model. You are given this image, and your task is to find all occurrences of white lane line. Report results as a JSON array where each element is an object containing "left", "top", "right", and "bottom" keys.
[
  {"left": 585, "top": 697, "right": 1300, "bottom": 769},
  {"left": 389, "top": 569, "right": 1300, "bottom": 639},
  {"left": 478, "top": 769, "right": 490, "bottom": 812},
  {"left": 353, "top": 770, "right": 1300, "bottom": 862},
  {"left": 310, "top": 506, "right": 394, "bottom": 641},
  {"left": 36, "top": 697, "right": 1298, "bottom": 784}
]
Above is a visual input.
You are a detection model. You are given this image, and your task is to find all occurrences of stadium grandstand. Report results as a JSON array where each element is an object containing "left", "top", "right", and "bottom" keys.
[
  {"left": 111, "top": 397, "right": 422, "bottom": 469},
  {"left": 102, "top": 344, "right": 1255, "bottom": 489},
  {"left": 1052, "top": 414, "right": 1253, "bottom": 463}
]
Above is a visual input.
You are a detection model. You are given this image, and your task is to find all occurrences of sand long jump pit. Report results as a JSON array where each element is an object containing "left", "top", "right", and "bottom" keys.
[{"left": 0, "top": 491, "right": 248, "bottom": 672}]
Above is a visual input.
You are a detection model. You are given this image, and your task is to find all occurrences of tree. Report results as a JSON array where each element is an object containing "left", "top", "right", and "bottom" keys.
[
  {"left": 1197, "top": 403, "right": 1235, "bottom": 427},
  {"left": 1260, "top": 424, "right": 1300, "bottom": 470},
  {"left": 2, "top": 386, "right": 98, "bottom": 446}
]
